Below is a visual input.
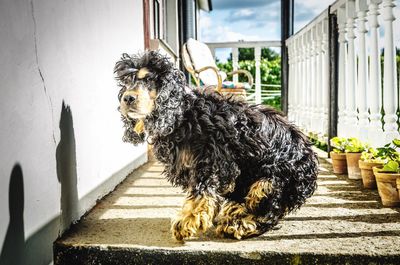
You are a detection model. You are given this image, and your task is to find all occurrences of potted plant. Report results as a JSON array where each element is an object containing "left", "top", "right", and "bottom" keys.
[
  {"left": 373, "top": 139, "right": 400, "bottom": 207},
  {"left": 329, "top": 137, "right": 348, "bottom": 174},
  {"left": 345, "top": 137, "right": 369, "bottom": 180},
  {"left": 359, "top": 148, "right": 385, "bottom": 189}
]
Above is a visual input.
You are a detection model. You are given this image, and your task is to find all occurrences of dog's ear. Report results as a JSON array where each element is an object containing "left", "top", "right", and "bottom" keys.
[
  {"left": 122, "top": 116, "right": 146, "bottom": 145},
  {"left": 114, "top": 53, "right": 138, "bottom": 87},
  {"left": 146, "top": 68, "right": 187, "bottom": 137}
]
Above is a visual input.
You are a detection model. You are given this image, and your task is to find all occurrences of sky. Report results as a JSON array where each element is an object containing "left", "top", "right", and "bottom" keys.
[{"left": 199, "top": 0, "right": 400, "bottom": 62}]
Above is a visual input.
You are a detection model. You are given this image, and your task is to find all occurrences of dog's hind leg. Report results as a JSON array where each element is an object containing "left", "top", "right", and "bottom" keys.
[
  {"left": 245, "top": 179, "right": 274, "bottom": 212},
  {"left": 215, "top": 180, "right": 278, "bottom": 240},
  {"left": 215, "top": 201, "right": 261, "bottom": 239},
  {"left": 171, "top": 193, "right": 218, "bottom": 241}
]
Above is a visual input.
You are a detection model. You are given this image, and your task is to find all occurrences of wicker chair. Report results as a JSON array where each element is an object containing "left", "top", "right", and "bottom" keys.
[{"left": 181, "top": 38, "right": 253, "bottom": 98}]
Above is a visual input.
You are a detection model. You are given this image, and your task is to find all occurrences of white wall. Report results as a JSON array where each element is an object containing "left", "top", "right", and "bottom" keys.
[{"left": 0, "top": 0, "right": 147, "bottom": 264}]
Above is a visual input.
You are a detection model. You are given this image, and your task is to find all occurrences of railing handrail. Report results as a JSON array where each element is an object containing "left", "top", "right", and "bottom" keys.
[
  {"left": 205, "top": 40, "right": 281, "bottom": 49},
  {"left": 205, "top": 40, "right": 282, "bottom": 105},
  {"left": 286, "top": 9, "right": 329, "bottom": 44},
  {"left": 286, "top": 0, "right": 351, "bottom": 45}
]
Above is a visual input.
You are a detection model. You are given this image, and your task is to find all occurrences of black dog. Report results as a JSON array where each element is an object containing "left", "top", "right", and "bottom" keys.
[{"left": 114, "top": 51, "right": 318, "bottom": 241}]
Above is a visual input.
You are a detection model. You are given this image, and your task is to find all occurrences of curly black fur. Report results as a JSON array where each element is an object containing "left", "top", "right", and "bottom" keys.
[{"left": 114, "top": 51, "right": 318, "bottom": 238}]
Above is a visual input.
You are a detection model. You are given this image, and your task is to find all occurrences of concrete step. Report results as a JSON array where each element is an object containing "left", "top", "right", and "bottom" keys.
[{"left": 54, "top": 150, "right": 400, "bottom": 265}]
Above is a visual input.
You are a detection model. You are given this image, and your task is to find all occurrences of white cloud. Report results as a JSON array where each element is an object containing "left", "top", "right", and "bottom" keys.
[
  {"left": 199, "top": 13, "right": 260, "bottom": 42},
  {"left": 232, "top": 8, "right": 255, "bottom": 17}
]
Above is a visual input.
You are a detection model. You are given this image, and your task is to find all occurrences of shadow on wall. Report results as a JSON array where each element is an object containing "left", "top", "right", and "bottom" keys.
[
  {"left": 56, "top": 101, "right": 79, "bottom": 232},
  {"left": 0, "top": 102, "right": 80, "bottom": 265},
  {"left": 0, "top": 164, "right": 25, "bottom": 265}
]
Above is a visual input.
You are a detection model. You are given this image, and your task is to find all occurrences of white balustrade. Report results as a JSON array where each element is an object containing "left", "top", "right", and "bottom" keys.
[{"left": 286, "top": 0, "right": 398, "bottom": 148}]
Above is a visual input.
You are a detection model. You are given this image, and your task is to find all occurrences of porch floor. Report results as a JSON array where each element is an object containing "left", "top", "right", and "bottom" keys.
[{"left": 54, "top": 149, "right": 400, "bottom": 265}]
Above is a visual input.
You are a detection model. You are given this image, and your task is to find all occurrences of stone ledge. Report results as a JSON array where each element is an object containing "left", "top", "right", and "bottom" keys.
[{"left": 54, "top": 151, "right": 400, "bottom": 265}]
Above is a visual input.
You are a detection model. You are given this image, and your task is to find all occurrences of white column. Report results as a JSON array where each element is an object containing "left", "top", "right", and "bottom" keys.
[
  {"left": 322, "top": 18, "right": 330, "bottom": 138},
  {"left": 302, "top": 35, "right": 308, "bottom": 130},
  {"left": 346, "top": 0, "right": 358, "bottom": 138},
  {"left": 289, "top": 43, "right": 295, "bottom": 122},
  {"left": 310, "top": 26, "right": 318, "bottom": 133},
  {"left": 305, "top": 31, "right": 312, "bottom": 132},
  {"left": 367, "top": 0, "right": 384, "bottom": 147},
  {"left": 315, "top": 23, "right": 324, "bottom": 136},
  {"left": 356, "top": 0, "right": 369, "bottom": 141},
  {"left": 382, "top": 0, "right": 400, "bottom": 141},
  {"left": 293, "top": 38, "right": 299, "bottom": 125},
  {"left": 255, "top": 46, "right": 262, "bottom": 104},
  {"left": 337, "top": 7, "right": 348, "bottom": 137},
  {"left": 287, "top": 42, "right": 293, "bottom": 121},
  {"left": 300, "top": 35, "right": 307, "bottom": 129},
  {"left": 232, "top": 47, "right": 239, "bottom": 83}
]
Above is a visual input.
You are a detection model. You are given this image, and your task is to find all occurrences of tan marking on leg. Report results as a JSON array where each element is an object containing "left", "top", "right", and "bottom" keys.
[
  {"left": 215, "top": 202, "right": 260, "bottom": 240},
  {"left": 171, "top": 195, "right": 217, "bottom": 241},
  {"left": 133, "top": 119, "right": 145, "bottom": 134},
  {"left": 245, "top": 180, "right": 273, "bottom": 211}
]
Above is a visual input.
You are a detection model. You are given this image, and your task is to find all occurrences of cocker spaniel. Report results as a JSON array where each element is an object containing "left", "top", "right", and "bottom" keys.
[{"left": 114, "top": 51, "right": 318, "bottom": 241}]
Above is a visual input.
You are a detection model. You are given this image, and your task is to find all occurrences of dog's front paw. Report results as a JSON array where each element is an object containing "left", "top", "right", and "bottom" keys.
[
  {"left": 171, "top": 216, "right": 194, "bottom": 241},
  {"left": 171, "top": 211, "right": 213, "bottom": 241}
]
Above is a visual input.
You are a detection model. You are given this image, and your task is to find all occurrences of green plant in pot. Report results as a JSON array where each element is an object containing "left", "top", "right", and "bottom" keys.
[
  {"left": 373, "top": 139, "right": 400, "bottom": 207},
  {"left": 344, "top": 137, "right": 369, "bottom": 180},
  {"left": 359, "top": 147, "right": 385, "bottom": 189},
  {"left": 329, "top": 136, "right": 348, "bottom": 174}
]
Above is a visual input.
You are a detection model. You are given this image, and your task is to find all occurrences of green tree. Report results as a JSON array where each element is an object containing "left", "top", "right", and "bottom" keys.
[{"left": 218, "top": 47, "right": 282, "bottom": 110}]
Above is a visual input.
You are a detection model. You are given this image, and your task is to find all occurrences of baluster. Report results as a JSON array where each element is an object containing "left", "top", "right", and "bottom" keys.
[
  {"left": 287, "top": 42, "right": 292, "bottom": 121},
  {"left": 382, "top": 0, "right": 399, "bottom": 141},
  {"left": 301, "top": 34, "right": 307, "bottom": 129},
  {"left": 232, "top": 47, "right": 239, "bottom": 83},
  {"left": 346, "top": 0, "right": 358, "bottom": 137},
  {"left": 367, "top": 0, "right": 384, "bottom": 146},
  {"left": 310, "top": 26, "right": 318, "bottom": 133},
  {"left": 289, "top": 43, "right": 295, "bottom": 122},
  {"left": 337, "top": 7, "right": 348, "bottom": 137},
  {"left": 315, "top": 23, "right": 323, "bottom": 136},
  {"left": 305, "top": 31, "right": 312, "bottom": 132},
  {"left": 293, "top": 39, "right": 299, "bottom": 124},
  {"left": 322, "top": 18, "right": 330, "bottom": 138},
  {"left": 356, "top": 0, "right": 369, "bottom": 141},
  {"left": 254, "top": 46, "right": 262, "bottom": 104}
]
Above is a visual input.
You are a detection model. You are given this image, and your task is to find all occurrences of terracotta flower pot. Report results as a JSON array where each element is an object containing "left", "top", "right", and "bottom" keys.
[
  {"left": 373, "top": 167, "right": 400, "bottom": 207},
  {"left": 358, "top": 160, "right": 383, "bottom": 189},
  {"left": 397, "top": 178, "right": 400, "bottom": 201},
  {"left": 330, "top": 151, "right": 347, "bottom": 174},
  {"left": 345, "top": 152, "right": 362, "bottom": 179}
]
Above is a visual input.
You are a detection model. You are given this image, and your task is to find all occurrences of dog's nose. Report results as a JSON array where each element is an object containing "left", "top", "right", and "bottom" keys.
[{"left": 123, "top": 95, "right": 136, "bottom": 105}]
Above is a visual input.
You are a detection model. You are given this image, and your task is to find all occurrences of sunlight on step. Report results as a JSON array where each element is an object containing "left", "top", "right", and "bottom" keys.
[{"left": 98, "top": 208, "right": 179, "bottom": 219}]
